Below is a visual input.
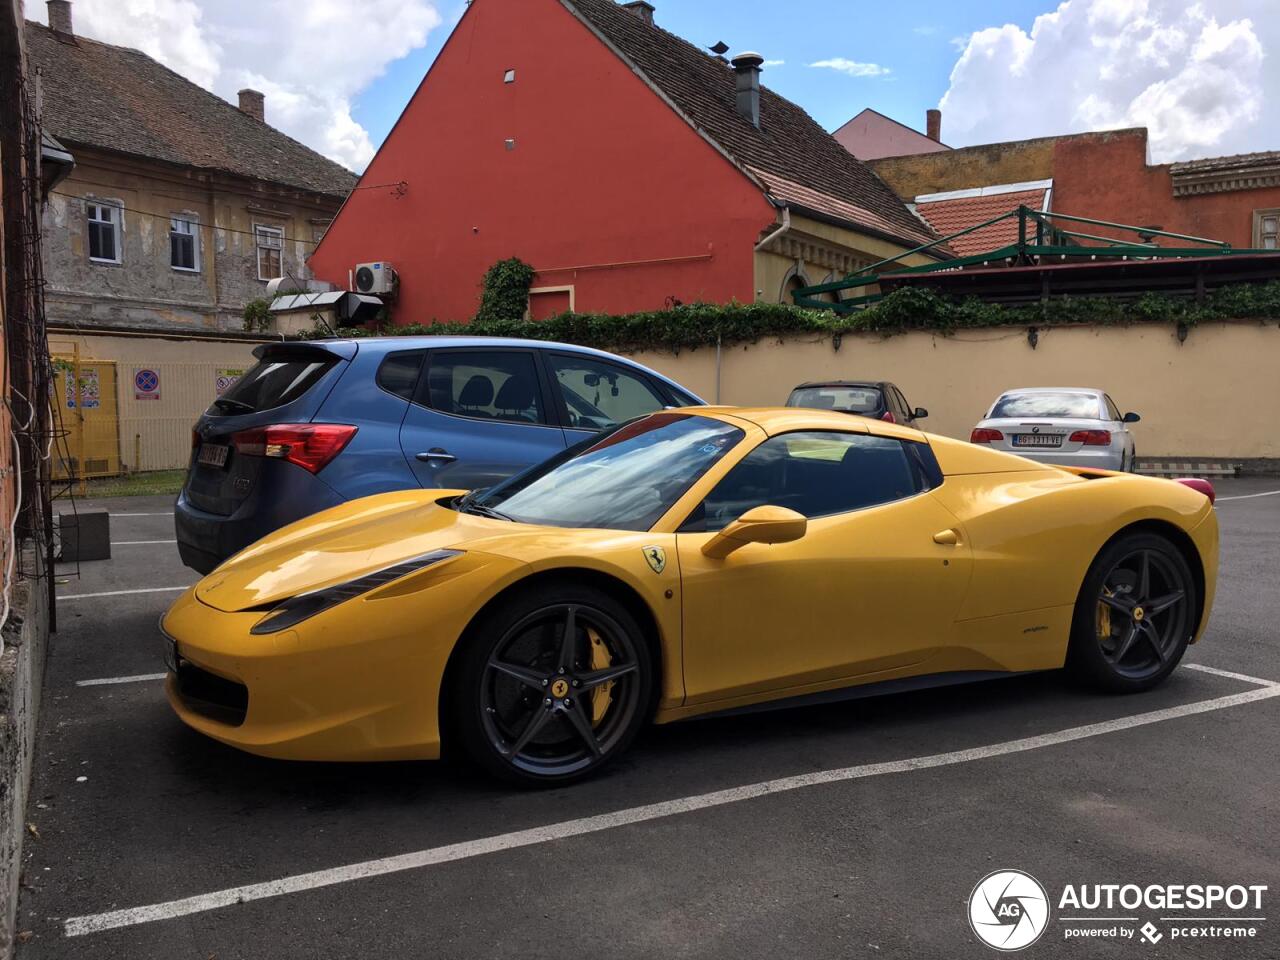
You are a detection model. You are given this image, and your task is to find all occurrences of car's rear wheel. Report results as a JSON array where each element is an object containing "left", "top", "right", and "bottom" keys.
[
  {"left": 1067, "top": 532, "right": 1197, "bottom": 692},
  {"left": 453, "top": 584, "right": 653, "bottom": 785}
]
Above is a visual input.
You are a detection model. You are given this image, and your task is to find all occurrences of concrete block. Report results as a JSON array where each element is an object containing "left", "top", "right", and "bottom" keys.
[{"left": 58, "top": 510, "right": 110, "bottom": 562}]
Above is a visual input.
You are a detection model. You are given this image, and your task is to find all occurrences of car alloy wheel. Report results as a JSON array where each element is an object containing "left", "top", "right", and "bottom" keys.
[
  {"left": 1069, "top": 532, "right": 1196, "bottom": 692},
  {"left": 1095, "top": 548, "right": 1190, "bottom": 680},
  {"left": 456, "top": 588, "right": 652, "bottom": 784}
]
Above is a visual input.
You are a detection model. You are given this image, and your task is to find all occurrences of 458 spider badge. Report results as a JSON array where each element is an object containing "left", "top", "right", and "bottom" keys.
[{"left": 643, "top": 545, "right": 666, "bottom": 574}]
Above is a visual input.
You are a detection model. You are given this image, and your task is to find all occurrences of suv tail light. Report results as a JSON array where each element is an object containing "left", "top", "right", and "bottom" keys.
[
  {"left": 881, "top": 411, "right": 897, "bottom": 424},
  {"left": 970, "top": 428, "right": 1004, "bottom": 443},
  {"left": 1175, "top": 477, "right": 1216, "bottom": 504},
  {"left": 231, "top": 424, "right": 357, "bottom": 473},
  {"left": 1069, "top": 429, "right": 1112, "bottom": 446}
]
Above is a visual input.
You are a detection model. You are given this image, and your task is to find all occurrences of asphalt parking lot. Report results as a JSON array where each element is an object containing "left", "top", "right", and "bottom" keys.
[{"left": 13, "top": 480, "right": 1280, "bottom": 959}]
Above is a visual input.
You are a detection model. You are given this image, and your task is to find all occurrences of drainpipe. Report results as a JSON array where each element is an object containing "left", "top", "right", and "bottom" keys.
[{"left": 754, "top": 205, "right": 792, "bottom": 253}]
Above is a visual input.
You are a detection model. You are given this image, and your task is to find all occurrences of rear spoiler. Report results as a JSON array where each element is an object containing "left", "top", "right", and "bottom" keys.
[{"left": 252, "top": 341, "right": 358, "bottom": 362}]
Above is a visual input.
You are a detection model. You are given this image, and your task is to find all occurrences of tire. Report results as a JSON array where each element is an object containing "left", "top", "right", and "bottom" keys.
[
  {"left": 452, "top": 582, "right": 654, "bottom": 785},
  {"left": 1066, "top": 532, "right": 1197, "bottom": 693}
]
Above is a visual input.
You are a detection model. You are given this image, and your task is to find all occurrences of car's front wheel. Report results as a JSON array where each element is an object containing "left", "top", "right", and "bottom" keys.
[
  {"left": 452, "top": 583, "right": 653, "bottom": 785},
  {"left": 1067, "top": 532, "right": 1197, "bottom": 692}
]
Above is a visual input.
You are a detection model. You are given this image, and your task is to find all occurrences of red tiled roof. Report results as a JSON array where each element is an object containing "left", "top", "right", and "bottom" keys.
[
  {"left": 913, "top": 188, "right": 1049, "bottom": 256},
  {"left": 26, "top": 22, "right": 357, "bottom": 198},
  {"left": 564, "top": 0, "right": 933, "bottom": 249}
]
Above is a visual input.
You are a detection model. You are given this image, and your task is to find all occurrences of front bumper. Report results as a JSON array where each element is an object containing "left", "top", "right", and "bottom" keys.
[{"left": 161, "top": 550, "right": 528, "bottom": 761}]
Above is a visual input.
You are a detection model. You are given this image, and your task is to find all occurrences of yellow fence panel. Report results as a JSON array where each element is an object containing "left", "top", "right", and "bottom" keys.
[
  {"left": 51, "top": 353, "right": 250, "bottom": 477},
  {"left": 52, "top": 357, "right": 121, "bottom": 480}
]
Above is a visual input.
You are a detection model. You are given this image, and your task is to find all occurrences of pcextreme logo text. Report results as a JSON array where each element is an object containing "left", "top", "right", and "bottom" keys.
[{"left": 969, "top": 872, "right": 1268, "bottom": 951}]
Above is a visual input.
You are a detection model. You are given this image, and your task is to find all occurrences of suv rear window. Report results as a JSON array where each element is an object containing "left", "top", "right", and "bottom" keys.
[{"left": 207, "top": 354, "right": 337, "bottom": 416}]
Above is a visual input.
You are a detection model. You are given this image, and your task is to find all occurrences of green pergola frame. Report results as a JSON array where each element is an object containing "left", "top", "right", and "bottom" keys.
[{"left": 792, "top": 205, "right": 1274, "bottom": 313}]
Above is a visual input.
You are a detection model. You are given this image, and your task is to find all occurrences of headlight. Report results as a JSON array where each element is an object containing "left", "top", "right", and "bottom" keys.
[{"left": 249, "top": 549, "right": 463, "bottom": 635}]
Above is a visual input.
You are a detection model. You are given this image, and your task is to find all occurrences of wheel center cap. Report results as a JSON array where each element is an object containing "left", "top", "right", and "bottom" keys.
[
  {"left": 1133, "top": 606, "right": 1145, "bottom": 622},
  {"left": 550, "top": 678, "right": 570, "bottom": 698}
]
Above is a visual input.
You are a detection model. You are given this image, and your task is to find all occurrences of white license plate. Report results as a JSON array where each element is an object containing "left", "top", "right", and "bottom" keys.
[
  {"left": 198, "top": 443, "right": 230, "bottom": 468},
  {"left": 1013, "top": 433, "right": 1063, "bottom": 448}
]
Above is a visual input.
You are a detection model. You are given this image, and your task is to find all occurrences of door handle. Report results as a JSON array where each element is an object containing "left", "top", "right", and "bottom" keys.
[
  {"left": 932, "top": 528, "right": 960, "bottom": 545},
  {"left": 416, "top": 449, "right": 456, "bottom": 463}
]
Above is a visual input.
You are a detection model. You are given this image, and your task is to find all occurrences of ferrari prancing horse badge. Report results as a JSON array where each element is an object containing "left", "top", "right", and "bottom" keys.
[{"left": 643, "top": 545, "right": 666, "bottom": 574}]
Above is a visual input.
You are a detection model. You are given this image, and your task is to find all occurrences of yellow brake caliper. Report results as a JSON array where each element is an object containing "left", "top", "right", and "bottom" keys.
[
  {"left": 1097, "top": 587, "right": 1113, "bottom": 640},
  {"left": 587, "top": 626, "right": 613, "bottom": 727}
]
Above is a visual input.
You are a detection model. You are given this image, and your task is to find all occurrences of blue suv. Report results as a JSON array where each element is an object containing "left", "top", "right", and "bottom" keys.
[{"left": 175, "top": 337, "right": 704, "bottom": 573}]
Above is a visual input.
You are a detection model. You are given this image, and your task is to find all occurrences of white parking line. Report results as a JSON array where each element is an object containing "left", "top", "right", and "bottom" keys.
[
  {"left": 76, "top": 673, "right": 167, "bottom": 687},
  {"left": 63, "top": 671, "right": 1280, "bottom": 938},
  {"left": 58, "top": 586, "right": 190, "bottom": 601},
  {"left": 1184, "top": 662, "right": 1280, "bottom": 686},
  {"left": 1216, "top": 489, "right": 1280, "bottom": 502},
  {"left": 111, "top": 540, "right": 177, "bottom": 546}
]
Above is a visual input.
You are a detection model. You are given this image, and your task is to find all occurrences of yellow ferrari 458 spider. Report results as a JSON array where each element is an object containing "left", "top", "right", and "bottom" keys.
[{"left": 162, "top": 407, "right": 1217, "bottom": 784}]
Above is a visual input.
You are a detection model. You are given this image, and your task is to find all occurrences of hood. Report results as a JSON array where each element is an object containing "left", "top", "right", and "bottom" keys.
[{"left": 195, "top": 490, "right": 504, "bottom": 612}]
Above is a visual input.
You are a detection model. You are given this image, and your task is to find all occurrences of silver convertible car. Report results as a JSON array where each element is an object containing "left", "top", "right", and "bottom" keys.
[{"left": 970, "top": 387, "right": 1140, "bottom": 471}]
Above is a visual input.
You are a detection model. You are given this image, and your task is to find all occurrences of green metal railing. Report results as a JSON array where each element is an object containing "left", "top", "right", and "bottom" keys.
[{"left": 791, "top": 205, "right": 1274, "bottom": 313}]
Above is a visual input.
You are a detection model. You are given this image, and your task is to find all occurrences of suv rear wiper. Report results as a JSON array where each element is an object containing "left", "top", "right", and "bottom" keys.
[{"left": 213, "top": 397, "right": 255, "bottom": 414}]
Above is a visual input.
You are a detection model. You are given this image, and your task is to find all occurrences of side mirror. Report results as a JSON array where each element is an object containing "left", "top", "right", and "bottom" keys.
[
  {"left": 1123, "top": 411, "right": 1141, "bottom": 423},
  {"left": 701, "top": 505, "right": 807, "bottom": 559},
  {"left": 913, "top": 407, "right": 929, "bottom": 420}
]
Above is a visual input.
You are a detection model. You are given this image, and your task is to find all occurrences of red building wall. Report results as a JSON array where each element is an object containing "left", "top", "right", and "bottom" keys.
[
  {"left": 1052, "top": 133, "right": 1280, "bottom": 247},
  {"left": 309, "top": 0, "right": 775, "bottom": 324}
]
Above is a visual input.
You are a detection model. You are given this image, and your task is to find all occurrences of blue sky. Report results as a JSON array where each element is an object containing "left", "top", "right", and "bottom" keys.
[{"left": 352, "top": 1, "right": 1047, "bottom": 149}]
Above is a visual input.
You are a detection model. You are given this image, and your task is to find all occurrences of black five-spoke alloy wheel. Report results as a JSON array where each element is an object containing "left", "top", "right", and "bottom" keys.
[
  {"left": 1069, "top": 532, "right": 1197, "bottom": 692},
  {"left": 454, "top": 584, "right": 653, "bottom": 784}
]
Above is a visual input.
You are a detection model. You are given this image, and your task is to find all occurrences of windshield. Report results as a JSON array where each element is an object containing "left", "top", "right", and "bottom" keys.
[
  {"left": 787, "top": 385, "right": 882, "bottom": 414},
  {"left": 471, "top": 413, "right": 744, "bottom": 531},
  {"left": 992, "top": 392, "right": 1101, "bottom": 419}
]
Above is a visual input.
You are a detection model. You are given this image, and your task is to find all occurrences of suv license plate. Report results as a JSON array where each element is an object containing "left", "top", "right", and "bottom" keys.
[
  {"left": 1013, "top": 433, "right": 1063, "bottom": 448},
  {"left": 198, "top": 443, "right": 230, "bottom": 468}
]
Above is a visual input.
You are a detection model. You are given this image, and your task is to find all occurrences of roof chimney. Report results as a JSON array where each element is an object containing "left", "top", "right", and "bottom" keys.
[
  {"left": 620, "top": 1, "right": 654, "bottom": 24},
  {"left": 731, "top": 52, "right": 764, "bottom": 128},
  {"left": 47, "top": 0, "right": 73, "bottom": 35},
  {"left": 238, "top": 88, "right": 265, "bottom": 123},
  {"left": 926, "top": 108, "right": 941, "bottom": 142}
]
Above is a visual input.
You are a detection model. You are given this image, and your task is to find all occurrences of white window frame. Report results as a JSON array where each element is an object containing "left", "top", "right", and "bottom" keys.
[
  {"left": 86, "top": 199, "right": 123, "bottom": 264},
  {"left": 169, "top": 213, "right": 201, "bottom": 273},
  {"left": 1254, "top": 209, "right": 1280, "bottom": 250},
  {"left": 254, "top": 223, "right": 284, "bottom": 281},
  {"left": 524, "top": 285, "right": 575, "bottom": 320}
]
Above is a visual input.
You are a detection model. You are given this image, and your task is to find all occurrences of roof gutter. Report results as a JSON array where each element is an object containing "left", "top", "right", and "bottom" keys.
[{"left": 780, "top": 202, "right": 952, "bottom": 262}]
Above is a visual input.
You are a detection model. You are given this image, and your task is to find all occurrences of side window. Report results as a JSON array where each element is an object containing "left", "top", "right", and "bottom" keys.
[
  {"left": 548, "top": 354, "right": 667, "bottom": 430},
  {"left": 682, "top": 432, "right": 927, "bottom": 532},
  {"left": 890, "top": 386, "right": 908, "bottom": 419},
  {"left": 423, "top": 351, "right": 545, "bottom": 425},
  {"left": 376, "top": 351, "right": 426, "bottom": 401},
  {"left": 1104, "top": 394, "right": 1122, "bottom": 422}
]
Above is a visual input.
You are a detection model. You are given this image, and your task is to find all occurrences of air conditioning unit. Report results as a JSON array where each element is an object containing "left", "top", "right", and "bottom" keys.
[{"left": 353, "top": 261, "right": 397, "bottom": 295}]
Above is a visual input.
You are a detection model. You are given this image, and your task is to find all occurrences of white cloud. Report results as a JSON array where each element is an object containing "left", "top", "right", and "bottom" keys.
[
  {"left": 32, "top": 0, "right": 444, "bottom": 171},
  {"left": 809, "top": 58, "right": 891, "bottom": 78},
  {"left": 940, "top": 0, "right": 1275, "bottom": 162},
  {"left": 762, "top": 59, "right": 786, "bottom": 67}
]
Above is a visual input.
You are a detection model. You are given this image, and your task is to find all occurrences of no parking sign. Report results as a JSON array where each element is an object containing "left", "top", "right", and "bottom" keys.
[{"left": 134, "top": 368, "right": 160, "bottom": 400}]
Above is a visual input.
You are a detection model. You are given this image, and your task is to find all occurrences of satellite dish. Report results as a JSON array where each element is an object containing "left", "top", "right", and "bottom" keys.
[{"left": 709, "top": 40, "right": 729, "bottom": 56}]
